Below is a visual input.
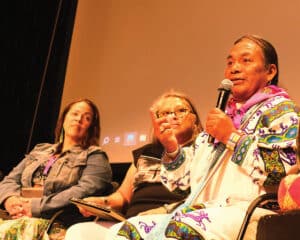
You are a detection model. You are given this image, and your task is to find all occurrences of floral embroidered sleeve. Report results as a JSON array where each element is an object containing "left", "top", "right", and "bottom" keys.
[
  {"left": 231, "top": 98, "right": 300, "bottom": 188},
  {"left": 160, "top": 132, "right": 210, "bottom": 194}
]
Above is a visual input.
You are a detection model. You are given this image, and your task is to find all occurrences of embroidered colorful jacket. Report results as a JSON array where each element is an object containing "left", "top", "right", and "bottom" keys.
[
  {"left": 161, "top": 86, "right": 299, "bottom": 204},
  {"left": 64, "top": 87, "right": 300, "bottom": 240}
]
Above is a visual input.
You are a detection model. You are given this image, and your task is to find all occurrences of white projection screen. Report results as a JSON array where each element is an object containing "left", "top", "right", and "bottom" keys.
[{"left": 61, "top": 0, "right": 300, "bottom": 164}]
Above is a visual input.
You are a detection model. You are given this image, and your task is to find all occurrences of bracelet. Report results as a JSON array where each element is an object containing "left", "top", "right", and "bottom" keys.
[
  {"left": 165, "top": 147, "right": 179, "bottom": 159},
  {"left": 226, "top": 131, "right": 241, "bottom": 151}
]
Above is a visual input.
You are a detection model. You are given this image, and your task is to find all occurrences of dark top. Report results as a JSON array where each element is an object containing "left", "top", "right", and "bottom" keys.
[{"left": 125, "top": 142, "right": 185, "bottom": 218}]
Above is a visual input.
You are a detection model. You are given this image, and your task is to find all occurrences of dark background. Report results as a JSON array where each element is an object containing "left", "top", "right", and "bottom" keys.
[{"left": 2, "top": 0, "right": 78, "bottom": 175}]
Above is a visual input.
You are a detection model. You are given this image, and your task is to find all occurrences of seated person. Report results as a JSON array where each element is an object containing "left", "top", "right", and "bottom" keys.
[
  {"left": 64, "top": 90, "right": 203, "bottom": 238},
  {"left": 70, "top": 34, "right": 298, "bottom": 240},
  {"left": 0, "top": 98, "right": 113, "bottom": 239}
]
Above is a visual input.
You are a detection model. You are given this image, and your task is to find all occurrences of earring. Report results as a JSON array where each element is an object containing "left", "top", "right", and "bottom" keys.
[{"left": 59, "top": 128, "right": 65, "bottom": 144}]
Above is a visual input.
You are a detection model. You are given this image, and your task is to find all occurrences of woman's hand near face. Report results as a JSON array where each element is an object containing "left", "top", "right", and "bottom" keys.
[
  {"left": 150, "top": 107, "right": 178, "bottom": 153},
  {"left": 206, "top": 108, "right": 236, "bottom": 144}
]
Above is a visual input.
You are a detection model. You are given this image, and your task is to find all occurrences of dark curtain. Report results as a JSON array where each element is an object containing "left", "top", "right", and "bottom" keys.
[{"left": 2, "top": 0, "right": 78, "bottom": 175}]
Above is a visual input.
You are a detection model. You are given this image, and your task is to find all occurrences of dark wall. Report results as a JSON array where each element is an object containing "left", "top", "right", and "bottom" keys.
[{"left": 2, "top": 0, "right": 77, "bottom": 175}]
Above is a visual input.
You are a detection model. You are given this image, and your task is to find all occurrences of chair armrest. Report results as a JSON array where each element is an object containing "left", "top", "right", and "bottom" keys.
[{"left": 256, "top": 209, "right": 300, "bottom": 240}]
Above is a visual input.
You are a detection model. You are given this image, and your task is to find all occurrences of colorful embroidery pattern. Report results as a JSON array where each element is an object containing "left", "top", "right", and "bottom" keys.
[
  {"left": 231, "top": 136, "right": 252, "bottom": 165},
  {"left": 176, "top": 211, "right": 210, "bottom": 229},
  {"left": 161, "top": 170, "right": 191, "bottom": 196},
  {"left": 165, "top": 220, "right": 205, "bottom": 240},
  {"left": 257, "top": 101, "right": 299, "bottom": 144},
  {"left": 262, "top": 101, "right": 298, "bottom": 126},
  {"left": 163, "top": 150, "right": 186, "bottom": 171},
  {"left": 138, "top": 221, "right": 156, "bottom": 234},
  {"left": 117, "top": 221, "right": 144, "bottom": 240},
  {"left": 165, "top": 205, "right": 209, "bottom": 240},
  {"left": 180, "top": 204, "right": 206, "bottom": 214},
  {"left": 0, "top": 217, "right": 49, "bottom": 240},
  {"left": 260, "top": 148, "right": 285, "bottom": 186}
]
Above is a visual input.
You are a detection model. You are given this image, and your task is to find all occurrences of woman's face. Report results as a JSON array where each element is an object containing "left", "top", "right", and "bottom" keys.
[
  {"left": 63, "top": 101, "right": 94, "bottom": 144},
  {"left": 224, "top": 38, "right": 276, "bottom": 103},
  {"left": 156, "top": 96, "right": 196, "bottom": 144}
]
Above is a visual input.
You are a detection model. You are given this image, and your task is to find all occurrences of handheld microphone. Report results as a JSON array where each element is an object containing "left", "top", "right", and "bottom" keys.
[{"left": 208, "top": 79, "right": 233, "bottom": 144}]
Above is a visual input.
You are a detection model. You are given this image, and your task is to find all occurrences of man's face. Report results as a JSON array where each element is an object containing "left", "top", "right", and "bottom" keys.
[{"left": 224, "top": 39, "right": 276, "bottom": 103}]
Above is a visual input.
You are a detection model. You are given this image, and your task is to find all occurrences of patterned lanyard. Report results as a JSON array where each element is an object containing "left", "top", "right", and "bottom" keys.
[
  {"left": 43, "top": 155, "right": 58, "bottom": 176},
  {"left": 146, "top": 144, "right": 228, "bottom": 240}
]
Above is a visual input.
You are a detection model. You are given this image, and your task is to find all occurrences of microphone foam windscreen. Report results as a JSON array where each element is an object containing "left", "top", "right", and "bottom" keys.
[{"left": 220, "top": 79, "right": 233, "bottom": 90}]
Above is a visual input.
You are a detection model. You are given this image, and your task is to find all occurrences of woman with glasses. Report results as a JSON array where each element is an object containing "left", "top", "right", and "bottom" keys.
[
  {"left": 97, "top": 34, "right": 298, "bottom": 240},
  {"left": 65, "top": 90, "right": 203, "bottom": 239},
  {"left": 126, "top": 35, "right": 298, "bottom": 239}
]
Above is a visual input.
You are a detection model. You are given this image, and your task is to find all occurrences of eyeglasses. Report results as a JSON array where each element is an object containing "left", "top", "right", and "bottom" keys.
[{"left": 157, "top": 108, "right": 191, "bottom": 118}]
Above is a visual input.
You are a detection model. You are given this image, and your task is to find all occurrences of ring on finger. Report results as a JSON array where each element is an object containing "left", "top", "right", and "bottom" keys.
[{"left": 160, "top": 126, "right": 165, "bottom": 133}]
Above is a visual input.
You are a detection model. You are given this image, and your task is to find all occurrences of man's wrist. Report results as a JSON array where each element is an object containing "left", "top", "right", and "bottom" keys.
[{"left": 226, "top": 131, "right": 242, "bottom": 151}]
